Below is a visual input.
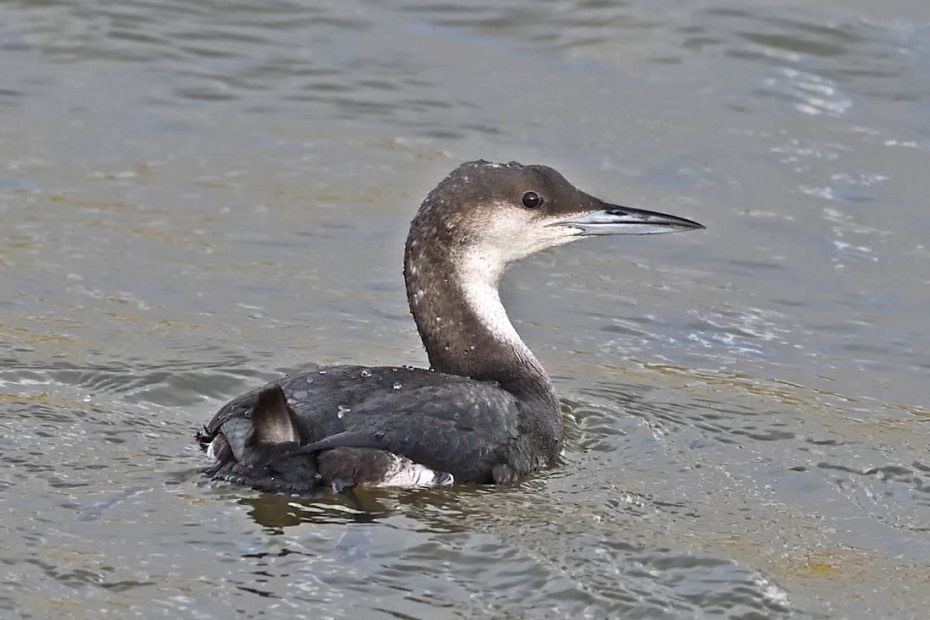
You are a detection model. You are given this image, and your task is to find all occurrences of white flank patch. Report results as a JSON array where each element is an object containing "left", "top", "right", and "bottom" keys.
[
  {"left": 205, "top": 438, "right": 218, "bottom": 461},
  {"left": 376, "top": 454, "right": 454, "bottom": 488}
]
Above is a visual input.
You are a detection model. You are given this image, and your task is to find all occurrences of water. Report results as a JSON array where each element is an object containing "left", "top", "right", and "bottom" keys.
[{"left": 1, "top": 0, "right": 928, "bottom": 617}]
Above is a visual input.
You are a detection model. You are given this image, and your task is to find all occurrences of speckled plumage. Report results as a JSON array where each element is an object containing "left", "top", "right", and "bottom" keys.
[
  {"left": 201, "top": 364, "right": 552, "bottom": 486},
  {"left": 198, "top": 160, "right": 702, "bottom": 494}
]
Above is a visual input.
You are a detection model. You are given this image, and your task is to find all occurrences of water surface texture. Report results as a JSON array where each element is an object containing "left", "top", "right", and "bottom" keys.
[{"left": 2, "top": 1, "right": 929, "bottom": 618}]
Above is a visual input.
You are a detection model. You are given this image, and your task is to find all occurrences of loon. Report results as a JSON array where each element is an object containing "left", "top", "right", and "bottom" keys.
[{"left": 197, "top": 160, "right": 703, "bottom": 494}]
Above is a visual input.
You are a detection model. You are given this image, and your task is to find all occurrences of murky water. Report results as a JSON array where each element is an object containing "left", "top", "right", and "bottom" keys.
[{"left": 2, "top": 1, "right": 928, "bottom": 617}]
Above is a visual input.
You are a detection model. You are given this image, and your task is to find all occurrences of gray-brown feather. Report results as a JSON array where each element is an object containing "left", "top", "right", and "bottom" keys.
[{"left": 200, "top": 364, "right": 547, "bottom": 489}]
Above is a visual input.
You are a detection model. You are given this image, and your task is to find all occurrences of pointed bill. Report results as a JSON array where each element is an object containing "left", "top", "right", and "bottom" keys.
[{"left": 551, "top": 204, "right": 704, "bottom": 236}]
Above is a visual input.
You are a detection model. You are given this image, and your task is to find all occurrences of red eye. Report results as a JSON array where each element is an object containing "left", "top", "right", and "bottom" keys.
[{"left": 522, "top": 191, "right": 543, "bottom": 209}]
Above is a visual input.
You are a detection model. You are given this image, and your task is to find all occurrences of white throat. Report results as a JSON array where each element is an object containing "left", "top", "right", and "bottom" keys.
[
  {"left": 452, "top": 203, "right": 582, "bottom": 355},
  {"left": 457, "top": 247, "right": 531, "bottom": 359}
]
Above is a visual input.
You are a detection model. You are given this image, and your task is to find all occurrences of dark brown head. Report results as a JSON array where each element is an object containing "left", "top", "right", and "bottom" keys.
[
  {"left": 402, "top": 160, "right": 703, "bottom": 389},
  {"left": 406, "top": 160, "right": 703, "bottom": 285}
]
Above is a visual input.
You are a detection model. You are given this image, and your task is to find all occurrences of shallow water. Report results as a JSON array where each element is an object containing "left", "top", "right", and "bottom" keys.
[{"left": 1, "top": 0, "right": 928, "bottom": 618}]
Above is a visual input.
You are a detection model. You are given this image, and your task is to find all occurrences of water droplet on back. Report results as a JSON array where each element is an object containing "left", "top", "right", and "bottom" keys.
[
  {"left": 360, "top": 369, "right": 372, "bottom": 378},
  {"left": 392, "top": 382, "right": 402, "bottom": 390}
]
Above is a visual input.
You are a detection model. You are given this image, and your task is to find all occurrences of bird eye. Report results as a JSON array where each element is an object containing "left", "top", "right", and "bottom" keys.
[{"left": 521, "top": 191, "right": 543, "bottom": 209}]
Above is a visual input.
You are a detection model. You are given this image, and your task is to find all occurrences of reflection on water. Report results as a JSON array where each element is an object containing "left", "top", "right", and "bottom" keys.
[{"left": 2, "top": 0, "right": 929, "bottom": 618}]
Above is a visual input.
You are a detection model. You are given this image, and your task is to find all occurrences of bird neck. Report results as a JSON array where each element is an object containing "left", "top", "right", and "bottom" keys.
[{"left": 403, "top": 238, "right": 555, "bottom": 404}]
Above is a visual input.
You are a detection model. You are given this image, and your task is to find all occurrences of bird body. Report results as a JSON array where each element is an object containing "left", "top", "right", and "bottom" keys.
[{"left": 198, "top": 160, "right": 703, "bottom": 493}]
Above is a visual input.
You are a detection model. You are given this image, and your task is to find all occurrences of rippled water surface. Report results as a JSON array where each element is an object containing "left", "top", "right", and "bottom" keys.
[{"left": 2, "top": 1, "right": 929, "bottom": 618}]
